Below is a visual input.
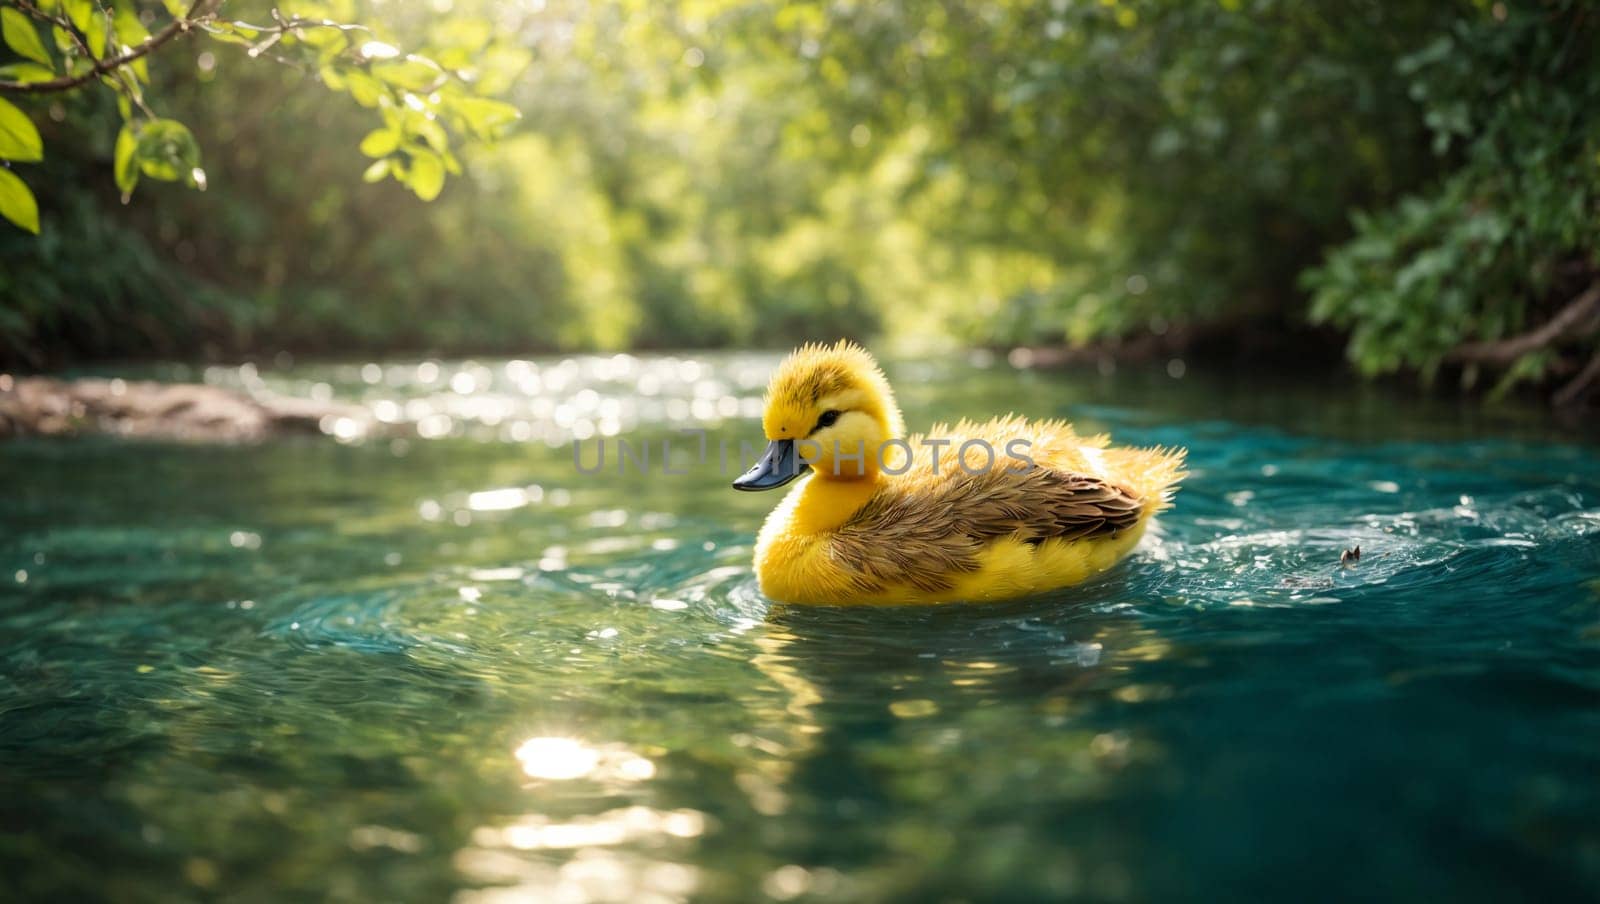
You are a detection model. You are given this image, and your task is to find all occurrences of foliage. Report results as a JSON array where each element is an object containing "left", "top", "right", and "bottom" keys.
[
  {"left": 728, "top": 0, "right": 1453, "bottom": 346},
  {"left": 1304, "top": 0, "right": 1600, "bottom": 394},
  {"left": 1, "top": 0, "right": 1597, "bottom": 403},
  {"left": 0, "top": 0, "right": 523, "bottom": 228}
]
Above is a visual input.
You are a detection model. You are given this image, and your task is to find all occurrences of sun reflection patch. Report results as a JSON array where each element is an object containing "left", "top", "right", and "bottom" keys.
[
  {"left": 474, "top": 807, "right": 706, "bottom": 852},
  {"left": 454, "top": 807, "right": 706, "bottom": 904},
  {"left": 467, "top": 487, "right": 532, "bottom": 512},
  {"left": 453, "top": 848, "right": 700, "bottom": 904},
  {"left": 513, "top": 737, "right": 656, "bottom": 784}
]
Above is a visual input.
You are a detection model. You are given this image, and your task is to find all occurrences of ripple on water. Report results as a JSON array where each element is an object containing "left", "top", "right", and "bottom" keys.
[
  {"left": 258, "top": 537, "right": 771, "bottom": 683},
  {"left": 3, "top": 354, "right": 1599, "bottom": 903}
]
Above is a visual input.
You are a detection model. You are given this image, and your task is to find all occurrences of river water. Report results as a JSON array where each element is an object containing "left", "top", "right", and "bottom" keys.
[{"left": 2, "top": 351, "right": 1597, "bottom": 901}]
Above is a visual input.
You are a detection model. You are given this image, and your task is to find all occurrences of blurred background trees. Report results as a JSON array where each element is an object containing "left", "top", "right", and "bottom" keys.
[{"left": 1, "top": 0, "right": 1596, "bottom": 403}]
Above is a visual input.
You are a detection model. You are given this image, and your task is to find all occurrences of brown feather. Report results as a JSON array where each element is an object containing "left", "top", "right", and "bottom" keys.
[{"left": 829, "top": 464, "right": 1144, "bottom": 595}]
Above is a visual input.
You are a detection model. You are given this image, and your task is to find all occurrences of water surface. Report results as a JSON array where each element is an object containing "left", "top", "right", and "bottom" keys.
[{"left": 2, "top": 352, "right": 1598, "bottom": 902}]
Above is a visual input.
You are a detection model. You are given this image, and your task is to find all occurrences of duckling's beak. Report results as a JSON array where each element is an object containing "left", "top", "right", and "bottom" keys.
[{"left": 732, "top": 439, "right": 809, "bottom": 491}]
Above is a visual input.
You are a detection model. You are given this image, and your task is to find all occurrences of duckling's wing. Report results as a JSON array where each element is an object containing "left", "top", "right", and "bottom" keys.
[
  {"left": 830, "top": 465, "right": 1143, "bottom": 595},
  {"left": 1025, "top": 470, "right": 1144, "bottom": 542}
]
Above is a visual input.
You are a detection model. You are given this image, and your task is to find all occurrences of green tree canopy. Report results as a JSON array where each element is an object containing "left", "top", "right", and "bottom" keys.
[{"left": 2, "top": 0, "right": 1596, "bottom": 404}]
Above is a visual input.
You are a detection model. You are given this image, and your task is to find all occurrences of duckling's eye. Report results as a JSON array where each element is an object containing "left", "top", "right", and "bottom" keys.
[{"left": 814, "top": 409, "right": 842, "bottom": 431}]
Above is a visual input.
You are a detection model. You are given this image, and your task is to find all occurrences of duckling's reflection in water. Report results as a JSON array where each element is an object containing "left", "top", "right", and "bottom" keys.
[{"left": 738, "top": 593, "right": 1177, "bottom": 892}]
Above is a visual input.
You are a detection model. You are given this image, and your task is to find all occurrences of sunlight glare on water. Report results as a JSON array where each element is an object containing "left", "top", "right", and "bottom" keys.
[{"left": 2, "top": 351, "right": 1598, "bottom": 901}]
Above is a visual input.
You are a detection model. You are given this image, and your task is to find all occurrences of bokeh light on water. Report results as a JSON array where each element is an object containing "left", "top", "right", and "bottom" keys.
[
  {"left": 2, "top": 352, "right": 1598, "bottom": 901},
  {"left": 197, "top": 354, "right": 773, "bottom": 445}
]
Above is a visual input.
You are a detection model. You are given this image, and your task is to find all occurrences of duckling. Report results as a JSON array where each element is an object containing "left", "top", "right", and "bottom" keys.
[{"left": 732, "top": 340, "right": 1185, "bottom": 605}]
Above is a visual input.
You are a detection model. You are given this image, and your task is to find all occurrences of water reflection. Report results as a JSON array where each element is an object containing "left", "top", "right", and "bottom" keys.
[
  {"left": 514, "top": 737, "right": 655, "bottom": 783},
  {"left": 455, "top": 804, "right": 706, "bottom": 903},
  {"left": 454, "top": 845, "right": 700, "bottom": 904},
  {"left": 1, "top": 352, "right": 1597, "bottom": 901},
  {"left": 202, "top": 354, "right": 775, "bottom": 444}
]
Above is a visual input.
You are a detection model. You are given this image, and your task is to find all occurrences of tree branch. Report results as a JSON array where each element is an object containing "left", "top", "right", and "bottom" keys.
[
  {"left": 1448, "top": 280, "right": 1600, "bottom": 367},
  {"left": 0, "top": 0, "right": 221, "bottom": 95},
  {"left": 1553, "top": 345, "right": 1600, "bottom": 408}
]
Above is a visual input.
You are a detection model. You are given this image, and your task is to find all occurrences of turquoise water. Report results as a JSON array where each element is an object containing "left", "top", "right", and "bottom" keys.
[{"left": 2, "top": 352, "right": 1598, "bottom": 902}]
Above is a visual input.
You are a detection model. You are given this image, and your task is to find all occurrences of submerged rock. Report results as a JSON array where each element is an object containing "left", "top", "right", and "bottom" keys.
[{"left": 0, "top": 375, "right": 368, "bottom": 441}]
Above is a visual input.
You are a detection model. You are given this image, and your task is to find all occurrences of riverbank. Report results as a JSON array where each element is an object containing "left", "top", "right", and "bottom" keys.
[{"left": 0, "top": 375, "right": 366, "bottom": 441}]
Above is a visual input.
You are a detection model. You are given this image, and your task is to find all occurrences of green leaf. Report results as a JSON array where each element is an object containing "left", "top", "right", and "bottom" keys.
[
  {"left": 0, "top": 166, "right": 40, "bottom": 234},
  {"left": 85, "top": 11, "right": 109, "bottom": 58},
  {"left": 133, "top": 118, "right": 201, "bottom": 183},
  {"left": 114, "top": 123, "right": 138, "bottom": 200},
  {"left": 300, "top": 27, "right": 347, "bottom": 50},
  {"left": 409, "top": 113, "right": 448, "bottom": 154},
  {"left": 453, "top": 96, "right": 521, "bottom": 139},
  {"left": 408, "top": 149, "right": 444, "bottom": 201},
  {"left": 2, "top": 8, "right": 53, "bottom": 66},
  {"left": 203, "top": 21, "right": 260, "bottom": 47},
  {"left": 206, "top": 32, "right": 255, "bottom": 47},
  {"left": 113, "top": 6, "right": 151, "bottom": 47},
  {"left": 0, "top": 62, "right": 56, "bottom": 83},
  {"left": 113, "top": 6, "right": 151, "bottom": 81},
  {"left": 344, "top": 70, "right": 387, "bottom": 107},
  {"left": 102, "top": 63, "right": 143, "bottom": 105},
  {"left": 361, "top": 158, "right": 390, "bottom": 183},
  {"left": 0, "top": 97, "right": 43, "bottom": 162},
  {"left": 162, "top": 0, "right": 188, "bottom": 17},
  {"left": 318, "top": 64, "right": 346, "bottom": 90},
  {"left": 373, "top": 58, "right": 443, "bottom": 92},
  {"left": 359, "top": 128, "right": 399, "bottom": 157},
  {"left": 62, "top": 0, "right": 93, "bottom": 33}
]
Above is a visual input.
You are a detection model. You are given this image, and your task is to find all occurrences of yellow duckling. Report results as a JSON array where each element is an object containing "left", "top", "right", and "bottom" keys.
[{"left": 733, "top": 341, "right": 1186, "bottom": 605}]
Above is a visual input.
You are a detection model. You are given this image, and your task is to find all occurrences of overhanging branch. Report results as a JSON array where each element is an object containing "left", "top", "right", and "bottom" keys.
[
  {"left": 1449, "top": 280, "right": 1600, "bottom": 367},
  {"left": 1554, "top": 346, "right": 1600, "bottom": 407},
  {"left": 0, "top": 0, "right": 220, "bottom": 95}
]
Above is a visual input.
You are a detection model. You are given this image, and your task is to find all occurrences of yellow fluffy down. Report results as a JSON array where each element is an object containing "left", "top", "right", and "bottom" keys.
[{"left": 743, "top": 343, "right": 1186, "bottom": 605}]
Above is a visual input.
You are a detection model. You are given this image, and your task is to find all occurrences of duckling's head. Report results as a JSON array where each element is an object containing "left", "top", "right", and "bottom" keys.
[{"left": 732, "top": 340, "right": 904, "bottom": 490}]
